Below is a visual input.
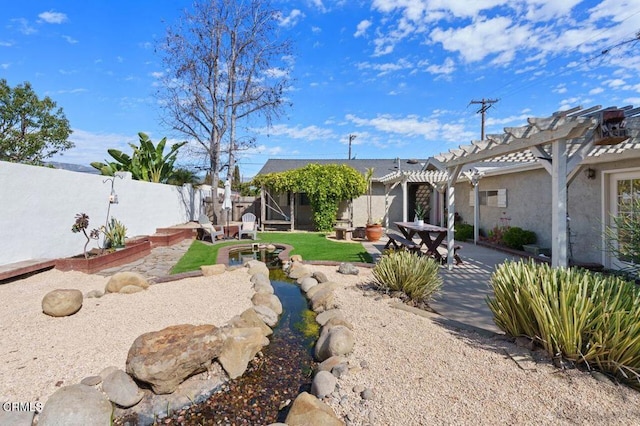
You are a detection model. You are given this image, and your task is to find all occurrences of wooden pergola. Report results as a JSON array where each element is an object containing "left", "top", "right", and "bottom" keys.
[{"left": 432, "top": 105, "right": 640, "bottom": 269}]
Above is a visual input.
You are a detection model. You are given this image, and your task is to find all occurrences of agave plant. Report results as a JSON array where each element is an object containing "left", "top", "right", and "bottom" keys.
[
  {"left": 372, "top": 250, "right": 442, "bottom": 302},
  {"left": 488, "top": 259, "right": 640, "bottom": 389}
]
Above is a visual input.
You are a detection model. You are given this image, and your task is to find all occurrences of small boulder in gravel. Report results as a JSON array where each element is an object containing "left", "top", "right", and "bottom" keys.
[
  {"left": 250, "top": 272, "right": 271, "bottom": 286},
  {"left": 315, "top": 325, "right": 355, "bottom": 361},
  {"left": 316, "top": 356, "right": 348, "bottom": 373},
  {"left": 285, "top": 392, "right": 344, "bottom": 426},
  {"left": 253, "top": 280, "right": 275, "bottom": 295},
  {"left": 288, "top": 263, "right": 311, "bottom": 279},
  {"left": 80, "top": 375, "right": 102, "bottom": 386},
  {"left": 38, "top": 384, "right": 113, "bottom": 426},
  {"left": 306, "top": 282, "right": 340, "bottom": 299},
  {"left": 310, "top": 289, "right": 337, "bottom": 313},
  {"left": 313, "top": 271, "right": 329, "bottom": 283},
  {"left": 252, "top": 293, "right": 283, "bottom": 315},
  {"left": 105, "top": 271, "right": 149, "bottom": 293},
  {"left": 119, "top": 285, "right": 145, "bottom": 294},
  {"left": 218, "top": 327, "right": 269, "bottom": 379},
  {"left": 315, "top": 309, "right": 344, "bottom": 326},
  {"left": 331, "top": 363, "right": 349, "bottom": 379},
  {"left": 361, "top": 388, "right": 375, "bottom": 400},
  {"left": 201, "top": 264, "right": 226, "bottom": 276},
  {"left": 42, "top": 289, "right": 83, "bottom": 317},
  {"left": 228, "top": 308, "right": 273, "bottom": 337},
  {"left": 337, "top": 262, "right": 359, "bottom": 275},
  {"left": 253, "top": 305, "right": 279, "bottom": 327},
  {"left": 102, "top": 369, "right": 144, "bottom": 408},
  {"left": 85, "top": 289, "right": 104, "bottom": 299},
  {"left": 311, "top": 370, "right": 337, "bottom": 398},
  {"left": 300, "top": 277, "right": 318, "bottom": 293}
]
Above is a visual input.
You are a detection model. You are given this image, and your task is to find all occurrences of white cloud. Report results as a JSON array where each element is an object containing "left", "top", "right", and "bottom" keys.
[
  {"left": 606, "top": 78, "right": 626, "bottom": 88},
  {"left": 426, "top": 57, "right": 455, "bottom": 75},
  {"left": 12, "top": 18, "right": 37, "bottom": 35},
  {"left": 62, "top": 35, "right": 77, "bottom": 44},
  {"left": 354, "top": 20, "right": 372, "bottom": 38},
  {"left": 356, "top": 58, "right": 413, "bottom": 76},
  {"left": 38, "top": 11, "right": 68, "bottom": 24},
  {"left": 264, "top": 68, "right": 288, "bottom": 78},
  {"left": 255, "top": 124, "right": 336, "bottom": 141},
  {"left": 278, "top": 9, "right": 304, "bottom": 28},
  {"left": 345, "top": 113, "right": 473, "bottom": 142},
  {"left": 589, "top": 87, "right": 604, "bottom": 95}
]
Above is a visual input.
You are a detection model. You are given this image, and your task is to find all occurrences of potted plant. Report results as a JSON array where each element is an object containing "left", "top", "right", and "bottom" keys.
[
  {"left": 364, "top": 167, "right": 383, "bottom": 242},
  {"left": 414, "top": 204, "right": 426, "bottom": 227}
]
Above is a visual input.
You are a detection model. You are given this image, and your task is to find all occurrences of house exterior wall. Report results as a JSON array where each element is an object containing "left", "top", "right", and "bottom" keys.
[
  {"left": 0, "top": 161, "right": 206, "bottom": 266},
  {"left": 453, "top": 156, "right": 640, "bottom": 265}
]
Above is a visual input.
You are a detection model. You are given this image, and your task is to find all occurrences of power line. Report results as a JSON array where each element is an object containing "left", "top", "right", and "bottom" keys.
[{"left": 469, "top": 98, "right": 499, "bottom": 140}]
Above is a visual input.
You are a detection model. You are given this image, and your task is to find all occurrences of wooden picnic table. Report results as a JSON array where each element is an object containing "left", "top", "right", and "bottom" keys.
[{"left": 394, "top": 221, "right": 449, "bottom": 262}]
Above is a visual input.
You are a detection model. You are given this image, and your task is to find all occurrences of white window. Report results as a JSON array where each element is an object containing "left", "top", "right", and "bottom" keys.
[{"left": 470, "top": 188, "right": 506, "bottom": 207}]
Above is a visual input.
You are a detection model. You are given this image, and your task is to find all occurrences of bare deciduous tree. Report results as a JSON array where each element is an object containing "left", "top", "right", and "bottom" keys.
[{"left": 158, "top": 0, "right": 291, "bottom": 223}]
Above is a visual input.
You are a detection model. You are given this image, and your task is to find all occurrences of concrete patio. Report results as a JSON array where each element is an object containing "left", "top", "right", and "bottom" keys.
[{"left": 366, "top": 238, "right": 524, "bottom": 334}]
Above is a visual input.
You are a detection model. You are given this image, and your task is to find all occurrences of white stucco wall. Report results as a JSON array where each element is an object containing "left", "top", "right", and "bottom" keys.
[{"left": 0, "top": 161, "right": 206, "bottom": 266}]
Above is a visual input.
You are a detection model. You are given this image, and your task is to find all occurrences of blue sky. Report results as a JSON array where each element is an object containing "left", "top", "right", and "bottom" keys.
[{"left": 2, "top": 1, "right": 640, "bottom": 178}]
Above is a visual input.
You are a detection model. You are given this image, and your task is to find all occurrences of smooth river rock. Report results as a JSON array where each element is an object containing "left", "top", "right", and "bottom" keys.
[
  {"left": 38, "top": 384, "right": 113, "bottom": 426},
  {"left": 42, "top": 288, "right": 83, "bottom": 317}
]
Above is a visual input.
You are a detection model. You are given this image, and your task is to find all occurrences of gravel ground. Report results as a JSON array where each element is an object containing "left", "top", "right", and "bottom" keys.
[
  {"left": 316, "top": 266, "right": 640, "bottom": 425},
  {"left": 0, "top": 268, "right": 254, "bottom": 407},
  {"left": 3, "top": 265, "right": 640, "bottom": 425}
]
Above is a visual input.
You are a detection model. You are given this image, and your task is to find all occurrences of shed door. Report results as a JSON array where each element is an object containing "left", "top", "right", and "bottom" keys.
[{"left": 608, "top": 171, "right": 640, "bottom": 271}]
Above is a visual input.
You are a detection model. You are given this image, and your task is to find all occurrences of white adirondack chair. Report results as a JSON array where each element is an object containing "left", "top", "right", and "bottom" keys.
[{"left": 238, "top": 213, "right": 258, "bottom": 240}]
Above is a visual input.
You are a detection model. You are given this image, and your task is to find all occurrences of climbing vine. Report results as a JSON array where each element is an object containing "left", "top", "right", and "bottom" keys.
[{"left": 253, "top": 164, "right": 367, "bottom": 231}]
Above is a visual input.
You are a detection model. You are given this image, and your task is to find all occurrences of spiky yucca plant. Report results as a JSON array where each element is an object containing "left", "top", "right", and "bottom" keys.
[
  {"left": 488, "top": 259, "right": 640, "bottom": 388},
  {"left": 372, "top": 250, "right": 442, "bottom": 302}
]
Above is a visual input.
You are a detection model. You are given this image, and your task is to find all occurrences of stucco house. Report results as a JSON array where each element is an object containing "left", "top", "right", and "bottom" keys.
[
  {"left": 381, "top": 105, "right": 640, "bottom": 270},
  {"left": 255, "top": 159, "right": 428, "bottom": 230}
]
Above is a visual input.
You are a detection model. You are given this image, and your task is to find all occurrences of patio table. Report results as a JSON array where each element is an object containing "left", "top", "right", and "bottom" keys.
[{"left": 394, "top": 222, "right": 448, "bottom": 262}]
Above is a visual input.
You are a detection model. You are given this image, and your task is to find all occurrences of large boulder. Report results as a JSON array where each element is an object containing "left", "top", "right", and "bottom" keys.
[
  {"left": 247, "top": 260, "right": 269, "bottom": 276},
  {"left": 105, "top": 271, "right": 149, "bottom": 294},
  {"left": 251, "top": 293, "right": 283, "bottom": 315},
  {"left": 102, "top": 369, "right": 143, "bottom": 408},
  {"left": 42, "top": 289, "right": 83, "bottom": 317},
  {"left": 228, "top": 308, "right": 273, "bottom": 337},
  {"left": 313, "top": 271, "right": 329, "bottom": 283},
  {"left": 285, "top": 392, "right": 344, "bottom": 426},
  {"left": 314, "top": 325, "right": 354, "bottom": 362},
  {"left": 250, "top": 272, "right": 271, "bottom": 287},
  {"left": 38, "top": 384, "right": 113, "bottom": 426},
  {"left": 126, "top": 324, "right": 224, "bottom": 394},
  {"left": 218, "top": 327, "right": 269, "bottom": 379}
]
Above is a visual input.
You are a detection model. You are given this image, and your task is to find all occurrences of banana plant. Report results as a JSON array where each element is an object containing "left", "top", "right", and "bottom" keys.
[{"left": 91, "top": 132, "right": 187, "bottom": 183}]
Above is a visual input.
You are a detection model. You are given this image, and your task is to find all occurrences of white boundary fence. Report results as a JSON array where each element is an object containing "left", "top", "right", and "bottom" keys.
[{"left": 0, "top": 161, "right": 207, "bottom": 266}]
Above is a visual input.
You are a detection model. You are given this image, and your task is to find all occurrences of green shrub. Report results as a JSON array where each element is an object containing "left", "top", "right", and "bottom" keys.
[
  {"left": 488, "top": 259, "right": 640, "bottom": 389},
  {"left": 372, "top": 251, "right": 442, "bottom": 302},
  {"left": 501, "top": 226, "right": 536, "bottom": 250},
  {"left": 455, "top": 223, "right": 474, "bottom": 241}
]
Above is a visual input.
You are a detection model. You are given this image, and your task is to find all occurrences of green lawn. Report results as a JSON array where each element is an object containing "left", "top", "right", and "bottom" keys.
[{"left": 170, "top": 232, "right": 373, "bottom": 274}]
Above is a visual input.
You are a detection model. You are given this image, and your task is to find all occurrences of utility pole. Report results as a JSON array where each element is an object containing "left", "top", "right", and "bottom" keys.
[
  {"left": 469, "top": 98, "right": 498, "bottom": 140},
  {"left": 348, "top": 134, "right": 357, "bottom": 159}
]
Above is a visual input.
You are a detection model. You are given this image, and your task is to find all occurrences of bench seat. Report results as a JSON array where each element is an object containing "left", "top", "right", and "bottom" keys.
[
  {"left": 384, "top": 233, "right": 421, "bottom": 253},
  {"left": 333, "top": 226, "right": 355, "bottom": 241},
  {"left": 437, "top": 243, "right": 463, "bottom": 265}
]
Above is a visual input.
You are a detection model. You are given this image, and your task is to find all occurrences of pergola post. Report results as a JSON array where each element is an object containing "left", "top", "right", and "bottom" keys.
[
  {"left": 447, "top": 165, "right": 462, "bottom": 270},
  {"left": 260, "top": 185, "right": 266, "bottom": 232},
  {"left": 401, "top": 179, "right": 408, "bottom": 222},
  {"left": 289, "top": 192, "right": 295, "bottom": 232},
  {"left": 551, "top": 140, "right": 568, "bottom": 267},
  {"left": 473, "top": 179, "right": 480, "bottom": 244}
]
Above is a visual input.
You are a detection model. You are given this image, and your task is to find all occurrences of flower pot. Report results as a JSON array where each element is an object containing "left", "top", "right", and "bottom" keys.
[{"left": 365, "top": 224, "right": 383, "bottom": 242}]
